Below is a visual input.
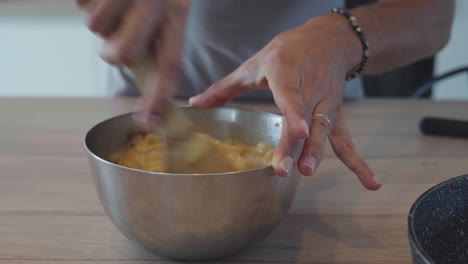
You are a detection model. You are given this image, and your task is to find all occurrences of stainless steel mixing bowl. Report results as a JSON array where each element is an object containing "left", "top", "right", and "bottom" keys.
[{"left": 84, "top": 107, "right": 301, "bottom": 260}]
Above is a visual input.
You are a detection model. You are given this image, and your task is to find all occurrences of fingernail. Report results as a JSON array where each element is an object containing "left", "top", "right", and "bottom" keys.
[
  {"left": 373, "top": 175, "right": 382, "bottom": 185},
  {"left": 101, "top": 42, "right": 117, "bottom": 58},
  {"left": 300, "top": 119, "right": 309, "bottom": 137},
  {"left": 279, "top": 156, "right": 293, "bottom": 175},
  {"left": 188, "top": 96, "right": 199, "bottom": 106},
  {"left": 303, "top": 156, "right": 317, "bottom": 175}
]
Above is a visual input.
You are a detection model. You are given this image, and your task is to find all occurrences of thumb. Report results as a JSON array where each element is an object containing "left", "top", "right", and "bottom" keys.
[{"left": 189, "top": 66, "right": 257, "bottom": 107}]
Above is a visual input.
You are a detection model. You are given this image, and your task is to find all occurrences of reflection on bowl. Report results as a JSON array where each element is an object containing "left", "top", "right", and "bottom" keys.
[
  {"left": 408, "top": 174, "right": 468, "bottom": 264},
  {"left": 84, "top": 107, "right": 301, "bottom": 260}
]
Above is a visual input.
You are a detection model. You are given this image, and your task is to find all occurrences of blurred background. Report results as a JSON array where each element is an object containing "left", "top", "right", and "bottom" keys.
[{"left": 0, "top": 0, "right": 467, "bottom": 99}]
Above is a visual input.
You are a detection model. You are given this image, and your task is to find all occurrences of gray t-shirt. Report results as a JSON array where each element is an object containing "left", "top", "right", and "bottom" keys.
[{"left": 108, "top": 0, "right": 363, "bottom": 100}]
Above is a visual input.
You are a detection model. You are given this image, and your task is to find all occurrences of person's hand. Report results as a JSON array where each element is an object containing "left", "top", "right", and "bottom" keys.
[
  {"left": 76, "top": 0, "right": 190, "bottom": 128},
  {"left": 189, "top": 14, "right": 381, "bottom": 190}
]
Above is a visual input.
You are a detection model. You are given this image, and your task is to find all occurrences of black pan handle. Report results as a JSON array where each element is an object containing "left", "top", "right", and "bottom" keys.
[{"left": 419, "top": 117, "right": 468, "bottom": 139}]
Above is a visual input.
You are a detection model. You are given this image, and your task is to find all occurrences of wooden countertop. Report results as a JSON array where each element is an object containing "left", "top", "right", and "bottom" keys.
[{"left": 1, "top": 97, "right": 468, "bottom": 264}]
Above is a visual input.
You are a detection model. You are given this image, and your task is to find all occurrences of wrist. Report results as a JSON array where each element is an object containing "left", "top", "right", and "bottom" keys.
[{"left": 306, "top": 13, "right": 364, "bottom": 77}]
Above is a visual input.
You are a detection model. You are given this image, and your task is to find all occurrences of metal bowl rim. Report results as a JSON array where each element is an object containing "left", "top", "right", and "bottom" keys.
[
  {"left": 83, "top": 106, "right": 283, "bottom": 177},
  {"left": 407, "top": 173, "right": 468, "bottom": 264}
]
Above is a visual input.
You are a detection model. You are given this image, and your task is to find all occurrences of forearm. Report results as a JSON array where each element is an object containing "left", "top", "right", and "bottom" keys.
[{"left": 332, "top": 0, "right": 455, "bottom": 75}]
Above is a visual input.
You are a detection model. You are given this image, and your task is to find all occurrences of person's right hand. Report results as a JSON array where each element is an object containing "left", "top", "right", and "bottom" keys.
[{"left": 76, "top": 0, "right": 190, "bottom": 129}]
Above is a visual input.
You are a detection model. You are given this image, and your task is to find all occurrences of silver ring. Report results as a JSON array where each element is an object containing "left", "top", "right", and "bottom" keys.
[{"left": 313, "top": 113, "right": 332, "bottom": 126}]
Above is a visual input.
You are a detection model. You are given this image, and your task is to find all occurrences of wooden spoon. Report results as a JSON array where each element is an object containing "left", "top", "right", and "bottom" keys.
[{"left": 129, "top": 59, "right": 236, "bottom": 174}]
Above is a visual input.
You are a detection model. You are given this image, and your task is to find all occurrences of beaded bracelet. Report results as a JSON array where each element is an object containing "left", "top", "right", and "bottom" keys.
[{"left": 331, "top": 7, "right": 370, "bottom": 81}]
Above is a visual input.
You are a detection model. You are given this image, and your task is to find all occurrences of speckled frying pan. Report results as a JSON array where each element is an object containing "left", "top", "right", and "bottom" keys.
[{"left": 408, "top": 174, "right": 468, "bottom": 264}]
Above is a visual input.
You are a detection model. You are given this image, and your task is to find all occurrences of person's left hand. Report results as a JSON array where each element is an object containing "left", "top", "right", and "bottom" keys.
[{"left": 189, "top": 14, "right": 381, "bottom": 190}]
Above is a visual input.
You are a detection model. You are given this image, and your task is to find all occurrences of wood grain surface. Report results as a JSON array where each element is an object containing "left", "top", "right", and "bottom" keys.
[{"left": 1, "top": 98, "right": 467, "bottom": 264}]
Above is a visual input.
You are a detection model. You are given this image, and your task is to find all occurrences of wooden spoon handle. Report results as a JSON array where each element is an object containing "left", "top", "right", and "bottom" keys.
[
  {"left": 129, "top": 59, "right": 194, "bottom": 140},
  {"left": 129, "top": 58, "right": 236, "bottom": 174}
]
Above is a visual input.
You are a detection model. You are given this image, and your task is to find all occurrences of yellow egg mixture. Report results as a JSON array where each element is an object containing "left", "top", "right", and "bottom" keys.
[{"left": 110, "top": 132, "right": 275, "bottom": 173}]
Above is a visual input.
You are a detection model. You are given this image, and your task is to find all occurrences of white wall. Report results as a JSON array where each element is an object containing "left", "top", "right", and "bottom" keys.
[
  {"left": 0, "top": 1, "right": 109, "bottom": 97},
  {"left": 433, "top": 0, "right": 468, "bottom": 100},
  {"left": 0, "top": 17, "right": 109, "bottom": 97},
  {"left": 0, "top": 0, "right": 467, "bottom": 99}
]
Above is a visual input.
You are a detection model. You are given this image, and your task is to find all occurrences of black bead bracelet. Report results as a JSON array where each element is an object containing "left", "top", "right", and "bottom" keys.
[{"left": 331, "top": 7, "right": 370, "bottom": 81}]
